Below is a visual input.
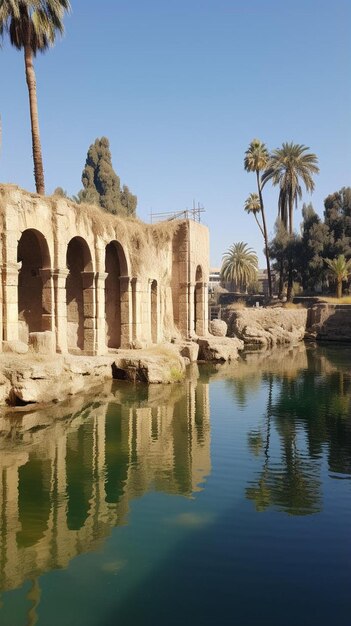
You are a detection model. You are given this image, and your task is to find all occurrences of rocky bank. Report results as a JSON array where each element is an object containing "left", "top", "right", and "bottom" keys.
[{"left": 223, "top": 308, "right": 308, "bottom": 347}]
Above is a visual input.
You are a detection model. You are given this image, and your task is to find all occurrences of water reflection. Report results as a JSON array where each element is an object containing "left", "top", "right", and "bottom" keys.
[
  {"left": 0, "top": 372, "right": 211, "bottom": 595},
  {"left": 242, "top": 345, "right": 351, "bottom": 514},
  {"left": 0, "top": 343, "right": 351, "bottom": 624}
]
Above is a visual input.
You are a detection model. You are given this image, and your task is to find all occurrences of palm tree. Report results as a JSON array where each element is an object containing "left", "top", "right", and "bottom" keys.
[
  {"left": 244, "top": 139, "right": 272, "bottom": 297},
  {"left": 244, "top": 192, "right": 264, "bottom": 237},
  {"left": 325, "top": 255, "right": 351, "bottom": 299},
  {"left": 0, "top": 0, "right": 71, "bottom": 195},
  {"left": 262, "top": 142, "right": 319, "bottom": 235},
  {"left": 221, "top": 241, "right": 258, "bottom": 292}
]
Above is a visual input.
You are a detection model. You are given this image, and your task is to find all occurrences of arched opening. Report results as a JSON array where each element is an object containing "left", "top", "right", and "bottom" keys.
[
  {"left": 17, "top": 229, "right": 52, "bottom": 344},
  {"left": 194, "top": 265, "right": 204, "bottom": 335},
  {"left": 66, "top": 237, "right": 93, "bottom": 352},
  {"left": 150, "top": 280, "right": 158, "bottom": 343},
  {"left": 105, "top": 241, "right": 128, "bottom": 349}
]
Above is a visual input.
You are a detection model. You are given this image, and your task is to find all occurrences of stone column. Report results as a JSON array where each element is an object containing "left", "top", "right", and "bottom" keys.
[
  {"left": 2, "top": 263, "right": 20, "bottom": 342},
  {"left": 178, "top": 281, "right": 190, "bottom": 338},
  {"left": 120, "top": 276, "right": 132, "bottom": 348},
  {"left": 188, "top": 281, "right": 195, "bottom": 338},
  {"left": 81, "top": 271, "right": 96, "bottom": 355},
  {"left": 53, "top": 269, "right": 69, "bottom": 354},
  {"left": 131, "top": 278, "right": 142, "bottom": 342},
  {"left": 95, "top": 272, "right": 108, "bottom": 355},
  {"left": 39, "top": 269, "right": 54, "bottom": 333},
  {"left": 203, "top": 282, "right": 209, "bottom": 336}
]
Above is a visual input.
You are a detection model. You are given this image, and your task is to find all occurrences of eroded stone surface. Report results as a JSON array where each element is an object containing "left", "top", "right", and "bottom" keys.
[
  {"left": 224, "top": 308, "right": 307, "bottom": 347},
  {"left": 113, "top": 345, "right": 186, "bottom": 384},
  {"left": 209, "top": 319, "right": 227, "bottom": 337},
  {"left": 197, "top": 335, "right": 244, "bottom": 362}
]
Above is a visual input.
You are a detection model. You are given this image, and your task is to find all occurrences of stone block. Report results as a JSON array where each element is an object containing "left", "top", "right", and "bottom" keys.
[
  {"left": 2, "top": 340, "right": 29, "bottom": 354},
  {"left": 29, "top": 331, "right": 55, "bottom": 355}
]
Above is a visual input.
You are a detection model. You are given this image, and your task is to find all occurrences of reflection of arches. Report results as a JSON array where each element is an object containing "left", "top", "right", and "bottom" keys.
[
  {"left": 17, "top": 229, "right": 52, "bottom": 343},
  {"left": 17, "top": 457, "right": 51, "bottom": 548},
  {"left": 194, "top": 265, "right": 204, "bottom": 335},
  {"left": 105, "top": 241, "right": 128, "bottom": 349},
  {"left": 104, "top": 404, "right": 129, "bottom": 504},
  {"left": 150, "top": 280, "right": 158, "bottom": 343},
  {"left": 66, "top": 237, "right": 93, "bottom": 352},
  {"left": 66, "top": 424, "right": 93, "bottom": 531}
]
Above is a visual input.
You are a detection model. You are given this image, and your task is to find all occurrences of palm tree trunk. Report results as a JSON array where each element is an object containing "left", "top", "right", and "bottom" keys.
[
  {"left": 337, "top": 278, "right": 342, "bottom": 299},
  {"left": 24, "top": 45, "right": 45, "bottom": 195},
  {"left": 256, "top": 171, "right": 272, "bottom": 298}
]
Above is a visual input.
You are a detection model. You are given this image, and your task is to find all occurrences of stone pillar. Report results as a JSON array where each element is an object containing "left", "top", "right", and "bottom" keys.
[
  {"left": 81, "top": 270, "right": 96, "bottom": 355},
  {"left": 131, "top": 278, "right": 142, "bottom": 342},
  {"left": 2, "top": 263, "right": 20, "bottom": 341},
  {"left": 188, "top": 282, "right": 195, "bottom": 338},
  {"left": 95, "top": 272, "right": 108, "bottom": 355},
  {"left": 178, "top": 282, "right": 190, "bottom": 338},
  {"left": 39, "top": 269, "right": 54, "bottom": 333},
  {"left": 203, "top": 282, "right": 209, "bottom": 336},
  {"left": 195, "top": 281, "right": 206, "bottom": 336},
  {"left": 53, "top": 269, "right": 69, "bottom": 354},
  {"left": 120, "top": 275, "right": 132, "bottom": 348}
]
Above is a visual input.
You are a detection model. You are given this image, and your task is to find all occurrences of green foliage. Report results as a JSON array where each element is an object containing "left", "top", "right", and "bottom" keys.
[
  {"left": 324, "top": 187, "right": 351, "bottom": 258},
  {"left": 244, "top": 139, "right": 272, "bottom": 297},
  {"left": 221, "top": 242, "right": 258, "bottom": 291},
  {"left": 324, "top": 254, "right": 351, "bottom": 298},
  {"left": 244, "top": 138, "right": 269, "bottom": 174},
  {"left": 297, "top": 203, "right": 329, "bottom": 292},
  {"left": 262, "top": 142, "right": 319, "bottom": 234},
  {"left": 0, "top": 1, "right": 71, "bottom": 55},
  {"left": 78, "top": 137, "right": 137, "bottom": 217}
]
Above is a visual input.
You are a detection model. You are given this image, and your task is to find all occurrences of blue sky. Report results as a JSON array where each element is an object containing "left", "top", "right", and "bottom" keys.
[{"left": 1, "top": 0, "right": 350, "bottom": 266}]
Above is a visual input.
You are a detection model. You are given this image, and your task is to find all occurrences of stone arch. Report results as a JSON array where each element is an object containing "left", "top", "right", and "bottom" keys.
[
  {"left": 105, "top": 241, "right": 129, "bottom": 349},
  {"left": 150, "top": 279, "right": 158, "bottom": 343},
  {"left": 66, "top": 237, "right": 94, "bottom": 353},
  {"left": 17, "top": 228, "right": 52, "bottom": 343},
  {"left": 194, "top": 265, "right": 205, "bottom": 335}
]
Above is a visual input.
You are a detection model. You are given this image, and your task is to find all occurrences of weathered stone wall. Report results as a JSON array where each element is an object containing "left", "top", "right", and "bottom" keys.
[
  {"left": 0, "top": 185, "right": 209, "bottom": 355},
  {"left": 307, "top": 304, "right": 351, "bottom": 341}
]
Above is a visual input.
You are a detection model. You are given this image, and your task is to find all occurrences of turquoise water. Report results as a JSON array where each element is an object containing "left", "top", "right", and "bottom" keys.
[{"left": 0, "top": 344, "right": 350, "bottom": 626}]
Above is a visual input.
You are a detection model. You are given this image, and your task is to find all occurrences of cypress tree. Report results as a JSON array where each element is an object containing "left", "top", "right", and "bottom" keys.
[{"left": 79, "top": 137, "right": 137, "bottom": 217}]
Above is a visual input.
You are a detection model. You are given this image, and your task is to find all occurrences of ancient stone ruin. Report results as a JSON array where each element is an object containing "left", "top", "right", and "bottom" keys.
[{"left": 0, "top": 185, "right": 209, "bottom": 356}]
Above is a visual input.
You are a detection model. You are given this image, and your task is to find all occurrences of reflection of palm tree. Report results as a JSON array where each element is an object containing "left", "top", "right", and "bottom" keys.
[
  {"left": 26, "top": 577, "right": 41, "bottom": 626},
  {"left": 246, "top": 373, "right": 322, "bottom": 515}
]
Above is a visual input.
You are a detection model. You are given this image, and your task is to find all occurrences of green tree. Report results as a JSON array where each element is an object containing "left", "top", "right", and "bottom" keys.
[
  {"left": 78, "top": 137, "right": 137, "bottom": 217},
  {"left": 244, "top": 139, "right": 272, "bottom": 297},
  {"left": 244, "top": 192, "right": 264, "bottom": 237},
  {"left": 324, "top": 254, "right": 351, "bottom": 299},
  {"left": 269, "top": 220, "right": 290, "bottom": 297},
  {"left": 324, "top": 187, "right": 351, "bottom": 259},
  {"left": 0, "top": 0, "right": 71, "bottom": 195},
  {"left": 221, "top": 242, "right": 258, "bottom": 292},
  {"left": 262, "top": 142, "right": 319, "bottom": 235},
  {"left": 298, "top": 203, "right": 329, "bottom": 292}
]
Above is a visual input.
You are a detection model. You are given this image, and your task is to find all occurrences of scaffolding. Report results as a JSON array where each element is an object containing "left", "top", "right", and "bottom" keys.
[{"left": 150, "top": 203, "right": 205, "bottom": 223}]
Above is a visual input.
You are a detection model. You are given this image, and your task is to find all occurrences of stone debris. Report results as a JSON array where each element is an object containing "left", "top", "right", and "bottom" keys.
[
  {"left": 197, "top": 336, "right": 244, "bottom": 362},
  {"left": 209, "top": 319, "right": 227, "bottom": 337}
]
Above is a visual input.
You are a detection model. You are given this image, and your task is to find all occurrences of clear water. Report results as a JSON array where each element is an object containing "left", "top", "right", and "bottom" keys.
[{"left": 0, "top": 344, "right": 350, "bottom": 626}]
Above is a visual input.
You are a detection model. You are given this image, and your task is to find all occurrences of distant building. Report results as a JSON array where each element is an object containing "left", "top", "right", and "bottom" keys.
[{"left": 208, "top": 267, "right": 277, "bottom": 296}]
